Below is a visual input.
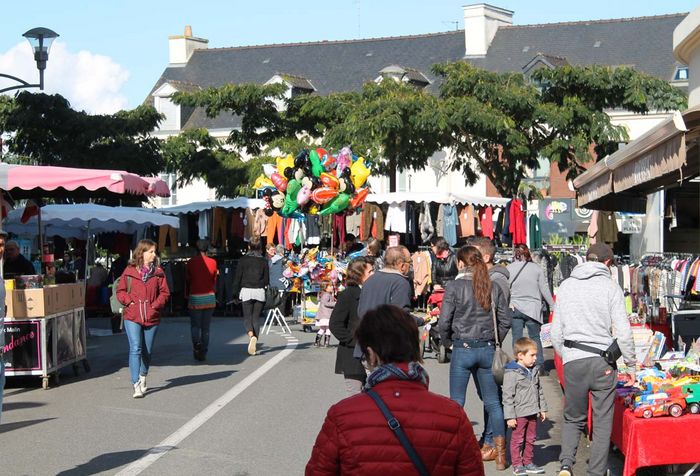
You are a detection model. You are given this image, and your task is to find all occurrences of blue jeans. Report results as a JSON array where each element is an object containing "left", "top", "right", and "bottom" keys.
[
  {"left": 511, "top": 309, "right": 544, "bottom": 369},
  {"left": 124, "top": 320, "right": 159, "bottom": 385},
  {"left": 449, "top": 342, "right": 505, "bottom": 438},
  {"left": 189, "top": 308, "right": 214, "bottom": 353}
]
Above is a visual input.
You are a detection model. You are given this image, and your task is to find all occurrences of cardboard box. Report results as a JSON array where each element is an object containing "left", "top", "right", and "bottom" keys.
[
  {"left": 13, "top": 288, "right": 58, "bottom": 318},
  {"left": 69, "top": 283, "right": 85, "bottom": 308},
  {"left": 47, "top": 284, "right": 73, "bottom": 312}
]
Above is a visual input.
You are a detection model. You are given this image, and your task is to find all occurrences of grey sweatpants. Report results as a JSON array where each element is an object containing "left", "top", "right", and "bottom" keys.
[{"left": 560, "top": 357, "right": 617, "bottom": 476}]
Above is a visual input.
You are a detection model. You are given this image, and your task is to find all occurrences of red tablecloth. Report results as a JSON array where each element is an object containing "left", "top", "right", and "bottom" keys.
[{"left": 611, "top": 395, "right": 700, "bottom": 476}]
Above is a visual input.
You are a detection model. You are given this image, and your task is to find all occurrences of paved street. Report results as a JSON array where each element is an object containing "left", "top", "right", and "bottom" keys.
[{"left": 1, "top": 316, "right": 597, "bottom": 476}]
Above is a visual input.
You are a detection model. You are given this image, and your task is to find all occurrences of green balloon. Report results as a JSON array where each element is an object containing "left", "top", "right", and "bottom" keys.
[
  {"left": 318, "top": 193, "right": 351, "bottom": 215},
  {"left": 309, "top": 149, "right": 325, "bottom": 178}
]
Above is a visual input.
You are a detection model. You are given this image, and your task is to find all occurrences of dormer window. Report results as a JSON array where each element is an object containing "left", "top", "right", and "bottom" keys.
[
  {"left": 378, "top": 65, "right": 430, "bottom": 88},
  {"left": 674, "top": 66, "right": 689, "bottom": 81}
]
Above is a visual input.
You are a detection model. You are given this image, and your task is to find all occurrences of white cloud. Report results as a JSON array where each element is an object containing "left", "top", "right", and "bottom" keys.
[{"left": 0, "top": 40, "right": 129, "bottom": 114}]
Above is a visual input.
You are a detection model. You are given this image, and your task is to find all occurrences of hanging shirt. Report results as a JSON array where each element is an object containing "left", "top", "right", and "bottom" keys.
[
  {"left": 458, "top": 205, "right": 475, "bottom": 237},
  {"left": 529, "top": 215, "right": 542, "bottom": 249},
  {"left": 443, "top": 204, "right": 458, "bottom": 246},
  {"left": 478, "top": 207, "right": 494, "bottom": 239},
  {"left": 587, "top": 210, "right": 599, "bottom": 245},
  {"left": 597, "top": 211, "right": 618, "bottom": 244},
  {"left": 508, "top": 199, "right": 527, "bottom": 245},
  {"left": 385, "top": 203, "right": 407, "bottom": 233},
  {"left": 197, "top": 210, "right": 210, "bottom": 240},
  {"left": 419, "top": 203, "right": 434, "bottom": 244}
]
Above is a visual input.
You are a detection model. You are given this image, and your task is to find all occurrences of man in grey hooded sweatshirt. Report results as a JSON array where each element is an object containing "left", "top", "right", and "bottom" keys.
[{"left": 551, "top": 243, "right": 635, "bottom": 476}]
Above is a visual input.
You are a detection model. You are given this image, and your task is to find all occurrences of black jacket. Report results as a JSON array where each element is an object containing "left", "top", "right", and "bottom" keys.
[
  {"left": 329, "top": 285, "right": 365, "bottom": 380},
  {"left": 431, "top": 250, "right": 458, "bottom": 287},
  {"left": 438, "top": 274, "right": 511, "bottom": 348},
  {"left": 232, "top": 252, "right": 269, "bottom": 296}
]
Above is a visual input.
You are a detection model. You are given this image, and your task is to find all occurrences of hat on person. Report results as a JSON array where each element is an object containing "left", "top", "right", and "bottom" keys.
[{"left": 586, "top": 243, "right": 614, "bottom": 263}]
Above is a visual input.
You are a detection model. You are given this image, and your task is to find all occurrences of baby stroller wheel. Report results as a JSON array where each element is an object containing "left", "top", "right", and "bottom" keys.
[{"left": 438, "top": 344, "right": 449, "bottom": 364}]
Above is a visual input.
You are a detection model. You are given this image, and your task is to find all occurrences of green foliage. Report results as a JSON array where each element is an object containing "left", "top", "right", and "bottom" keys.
[
  {"left": 0, "top": 92, "right": 164, "bottom": 176},
  {"left": 433, "top": 62, "right": 687, "bottom": 197}
]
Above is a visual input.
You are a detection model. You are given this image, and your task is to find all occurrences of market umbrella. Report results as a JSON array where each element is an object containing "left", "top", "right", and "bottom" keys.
[{"left": 0, "top": 163, "right": 171, "bottom": 200}]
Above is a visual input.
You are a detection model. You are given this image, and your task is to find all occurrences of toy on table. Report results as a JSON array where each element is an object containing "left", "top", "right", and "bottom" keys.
[{"left": 632, "top": 386, "right": 687, "bottom": 419}]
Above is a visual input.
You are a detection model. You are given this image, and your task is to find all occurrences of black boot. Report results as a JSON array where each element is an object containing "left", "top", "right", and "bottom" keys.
[
  {"left": 314, "top": 334, "right": 322, "bottom": 347},
  {"left": 193, "top": 342, "right": 204, "bottom": 361},
  {"left": 322, "top": 335, "right": 331, "bottom": 348}
]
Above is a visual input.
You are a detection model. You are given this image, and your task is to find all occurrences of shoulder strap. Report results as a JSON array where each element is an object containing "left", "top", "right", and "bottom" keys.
[
  {"left": 366, "top": 389, "right": 429, "bottom": 476},
  {"left": 510, "top": 262, "right": 529, "bottom": 287},
  {"left": 563, "top": 340, "right": 604, "bottom": 356}
]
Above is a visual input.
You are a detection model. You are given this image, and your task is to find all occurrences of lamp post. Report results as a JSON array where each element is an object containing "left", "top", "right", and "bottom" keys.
[{"left": 0, "top": 27, "right": 59, "bottom": 94}]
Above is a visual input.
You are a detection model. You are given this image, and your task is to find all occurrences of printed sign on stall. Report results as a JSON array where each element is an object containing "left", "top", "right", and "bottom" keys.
[{"left": 2, "top": 321, "right": 41, "bottom": 371}]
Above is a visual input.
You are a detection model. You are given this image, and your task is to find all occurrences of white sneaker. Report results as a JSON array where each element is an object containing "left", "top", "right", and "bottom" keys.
[
  {"left": 132, "top": 382, "right": 144, "bottom": 398},
  {"left": 138, "top": 375, "right": 147, "bottom": 393},
  {"left": 248, "top": 336, "right": 257, "bottom": 356}
]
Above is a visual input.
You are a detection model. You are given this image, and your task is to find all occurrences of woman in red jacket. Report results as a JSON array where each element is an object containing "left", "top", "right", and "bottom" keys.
[
  {"left": 116, "top": 239, "right": 170, "bottom": 398},
  {"left": 306, "top": 305, "right": 484, "bottom": 476}
]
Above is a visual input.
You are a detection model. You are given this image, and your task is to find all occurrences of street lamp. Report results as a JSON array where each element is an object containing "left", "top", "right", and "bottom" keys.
[{"left": 0, "top": 27, "right": 59, "bottom": 94}]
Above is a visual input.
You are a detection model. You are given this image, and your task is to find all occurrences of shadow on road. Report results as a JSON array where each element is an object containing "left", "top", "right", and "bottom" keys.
[
  {"left": 146, "top": 370, "right": 236, "bottom": 396},
  {"left": 55, "top": 449, "right": 149, "bottom": 476},
  {"left": 0, "top": 417, "right": 55, "bottom": 434},
  {"left": 2, "top": 401, "right": 46, "bottom": 411}
]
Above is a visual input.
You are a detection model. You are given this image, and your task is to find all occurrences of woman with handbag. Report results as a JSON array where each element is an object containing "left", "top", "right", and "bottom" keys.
[
  {"left": 232, "top": 238, "right": 269, "bottom": 356},
  {"left": 438, "top": 245, "right": 511, "bottom": 470},
  {"left": 506, "top": 244, "right": 555, "bottom": 375},
  {"left": 307, "top": 305, "right": 484, "bottom": 476},
  {"left": 116, "top": 239, "right": 170, "bottom": 398}
]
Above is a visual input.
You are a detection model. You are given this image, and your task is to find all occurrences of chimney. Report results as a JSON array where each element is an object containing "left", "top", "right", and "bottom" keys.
[
  {"left": 168, "top": 25, "right": 208, "bottom": 65},
  {"left": 463, "top": 4, "right": 513, "bottom": 57}
]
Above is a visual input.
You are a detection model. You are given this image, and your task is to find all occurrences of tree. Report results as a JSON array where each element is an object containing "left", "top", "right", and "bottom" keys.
[
  {"left": 0, "top": 92, "right": 164, "bottom": 176},
  {"left": 432, "top": 62, "right": 687, "bottom": 197},
  {"left": 292, "top": 79, "right": 445, "bottom": 191}
]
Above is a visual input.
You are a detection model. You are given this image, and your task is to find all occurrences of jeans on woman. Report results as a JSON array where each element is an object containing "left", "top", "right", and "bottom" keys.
[
  {"left": 511, "top": 309, "right": 544, "bottom": 369},
  {"left": 449, "top": 341, "right": 505, "bottom": 438},
  {"left": 124, "top": 319, "right": 159, "bottom": 385},
  {"left": 189, "top": 308, "right": 214, "bottom": 353},
  {"left": 242, "top": 300, "right": 264, "bottom": 337}
]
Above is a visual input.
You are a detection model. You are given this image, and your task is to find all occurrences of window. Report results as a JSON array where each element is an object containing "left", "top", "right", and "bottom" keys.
[
  {"left": 157, "top": 173, "right": 178, "bottom": 207},
  {"left": 156, "top": 97, "right": 179, "bottom": 131},
  {"left": 674, "top": 67, "right": 689, "bottom": 81}
]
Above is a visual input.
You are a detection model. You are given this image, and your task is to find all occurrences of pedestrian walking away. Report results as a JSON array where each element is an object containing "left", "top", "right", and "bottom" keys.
[
  {"left": 232, "top": 238, "right": 268, "bottom": 356},
  {"left": 438, "top": 245, "right": 511, "bottom": 470},
  {"left": 507, "top": 244, "right": 554, "bottom": 375},
  {"left": 503, "top": 338, "right": 548, "bottom": 476},
  {"left": 468, "top": 236, "right": 512, "bottom": 459},
  {"left": 186, "top": 239, "right": 218, "bottom": 361},
  {"left": 116, "top": 239, "right": 170, "bottom": 398},
  {"left": 306, "top": 305, "right": 484, "bottom": 476},
  {"left": 329, "top": 257, "right": 374, "bottom": 395},
  {"left": 551, "top": 243, "right": 636, "bottom": 476}
]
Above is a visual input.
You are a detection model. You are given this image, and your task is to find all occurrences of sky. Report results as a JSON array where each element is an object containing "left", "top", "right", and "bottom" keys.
[{"left": 0, "top": 1, "right": 697, "bottom": 114}]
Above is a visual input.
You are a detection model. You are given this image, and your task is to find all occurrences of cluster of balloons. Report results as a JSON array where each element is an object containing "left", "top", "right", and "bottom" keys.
[
  {"left": 255, "top": 147, "right": 371, "bottom": 218},
  {"left": 282, "top": 248, "right": 342, "bottom": 293}
]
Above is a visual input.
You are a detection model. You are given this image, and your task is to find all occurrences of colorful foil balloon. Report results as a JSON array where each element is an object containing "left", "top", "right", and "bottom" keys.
[
  {"left": 350, "top": 156, "right": 370, "bottom": 189},
  {"left": 319, "top": 193, "right": 351, "bottom": 215}
]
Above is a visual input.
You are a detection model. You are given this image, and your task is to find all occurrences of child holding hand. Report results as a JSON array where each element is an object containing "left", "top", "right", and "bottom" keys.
[
  {"left": 503, "top": 337, "right": 548, "bottom": 476},
  {"left": 314, "top": 281, "right": 336, "bottom": 348}
]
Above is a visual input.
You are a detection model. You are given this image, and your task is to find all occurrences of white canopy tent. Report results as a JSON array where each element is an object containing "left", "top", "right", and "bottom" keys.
[
  {"left": 158, "top": 197, "right": 265, "bottom": 215},
  {"left": 5, "top": 204, "right": 179, "bottom": 238},
  {"left": 365, "top": 192, "right": 510, "bottom": 208}
]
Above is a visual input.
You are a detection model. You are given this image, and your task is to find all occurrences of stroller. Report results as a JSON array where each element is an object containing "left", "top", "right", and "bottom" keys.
[{"left": 422, "top": 288, "right": 450, "bottom": 363}]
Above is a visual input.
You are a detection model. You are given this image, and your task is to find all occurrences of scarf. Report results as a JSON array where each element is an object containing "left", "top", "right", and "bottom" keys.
[
  {"left": 364, "top": 362, "right": 430, "bottom": 391},
  {"left": 140, "top": 263, "right": 155, "bottom": 282}
]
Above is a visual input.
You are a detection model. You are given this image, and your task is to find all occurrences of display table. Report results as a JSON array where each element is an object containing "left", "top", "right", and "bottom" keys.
[
  {"left": 611, "top": 395, "right": 700, "bottom": 476},
  {"left": 3, "top": 307, "right": 88, "bottom": 389}
]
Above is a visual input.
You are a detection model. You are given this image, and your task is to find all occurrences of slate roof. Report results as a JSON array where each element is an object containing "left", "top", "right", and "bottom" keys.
[{"left": 146, "top": 12, "right": 687, "bottom": 131}]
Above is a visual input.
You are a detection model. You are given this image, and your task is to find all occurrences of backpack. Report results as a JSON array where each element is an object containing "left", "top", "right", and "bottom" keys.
[{"left": 110, "top": 276, "right": 132, "bottom": 315}]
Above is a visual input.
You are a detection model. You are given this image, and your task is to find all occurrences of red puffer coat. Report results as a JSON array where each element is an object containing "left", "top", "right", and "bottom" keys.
[
  {"left": 116, "top": 265, "right": 170, "bottom": 326},
  {"left": 305, "top": 376, "right": 484, "bottom": 476}
]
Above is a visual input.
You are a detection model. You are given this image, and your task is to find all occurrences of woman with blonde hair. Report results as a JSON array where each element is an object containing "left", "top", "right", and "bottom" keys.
[
  {"left": 438, "top": 245, "right": 510, "bottom": 470},
  {"left": 116, "top": 239, "right": 170, "bottom": 398}
]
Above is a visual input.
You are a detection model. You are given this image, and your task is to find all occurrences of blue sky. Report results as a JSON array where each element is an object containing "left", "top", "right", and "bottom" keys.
[{"left": 0, "top": 1, "right": 697, "bottom": 113}]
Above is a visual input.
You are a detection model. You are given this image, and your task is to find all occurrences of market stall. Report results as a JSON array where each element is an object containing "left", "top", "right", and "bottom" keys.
[{"left": 1, "top": 163, "right": 170, "bottom": 388}]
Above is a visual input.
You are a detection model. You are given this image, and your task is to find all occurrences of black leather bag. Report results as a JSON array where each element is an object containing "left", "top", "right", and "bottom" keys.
[
  {"left": 264, "top": 286, "right": 281, "bottom": 310},
  {"left": 564, "top": 339, "right": 622, "bottom": 367}
]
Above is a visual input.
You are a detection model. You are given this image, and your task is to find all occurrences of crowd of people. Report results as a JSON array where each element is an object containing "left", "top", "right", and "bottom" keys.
[{"left": 99, "top": 231, "right": 635, "bottom": 475}]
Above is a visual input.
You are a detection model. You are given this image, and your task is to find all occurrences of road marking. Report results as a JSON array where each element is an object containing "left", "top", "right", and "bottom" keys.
[{"left": 115, "top": 335, "right": 298, "bottom": 476}]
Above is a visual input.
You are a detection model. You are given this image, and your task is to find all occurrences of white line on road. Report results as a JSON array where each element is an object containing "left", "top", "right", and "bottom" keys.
[{"left": 115, "top": 335, "right": 298, "bottom": 476}]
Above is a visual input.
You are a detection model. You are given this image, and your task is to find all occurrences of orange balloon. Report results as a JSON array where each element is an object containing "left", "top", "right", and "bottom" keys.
[{"left": 350, "top": 188, "right": 369, "bottom": 208}]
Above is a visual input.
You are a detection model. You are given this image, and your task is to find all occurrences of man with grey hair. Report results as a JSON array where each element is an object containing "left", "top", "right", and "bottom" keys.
[
  {"left": 357, "top": 245, "right": 413, "bottom": 319},
  {"left": 186, "top": 239, "right": 218, "bottom": 361},
  {"left": 3, "top": 240, "right": 35, "bottom": 278}
]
